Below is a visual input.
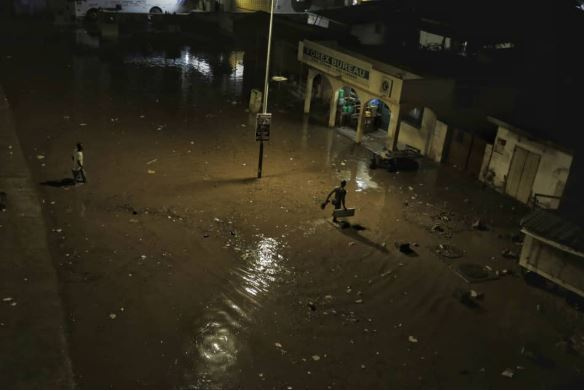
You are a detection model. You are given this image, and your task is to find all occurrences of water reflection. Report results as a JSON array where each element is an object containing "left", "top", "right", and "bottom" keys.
[
  {"left": 355, "top": 161, "right": 379, "bottom": 192},
  {"left": 123, "top": 47, "right": 245, "bottom": 98},
  {"left": 124, "top": 48, "right": 213, "bottom": 77},
  {"left": 335, "top": 161, "right": 379, "bottom": 193},
  {"left": 188, "top": 235, "right": 286, "bottom": 388}
]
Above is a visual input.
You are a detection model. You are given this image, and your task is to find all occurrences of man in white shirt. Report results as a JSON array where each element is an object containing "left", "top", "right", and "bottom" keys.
[{"left": 72, "top": 142, "right": 86, "bottom": 184}]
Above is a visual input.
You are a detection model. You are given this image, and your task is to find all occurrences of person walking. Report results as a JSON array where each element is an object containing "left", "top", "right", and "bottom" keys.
[
  {"left": 321, "top": 180, "right": 348, "bottom": 223},
  {"left": 72, "top": 142, "right": 86, "bottom": 184}
]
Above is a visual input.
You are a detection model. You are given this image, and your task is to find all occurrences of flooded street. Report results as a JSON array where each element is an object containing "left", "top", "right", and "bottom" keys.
[{"left": 1, "top": 22, "right": 584, "bottom": 388}]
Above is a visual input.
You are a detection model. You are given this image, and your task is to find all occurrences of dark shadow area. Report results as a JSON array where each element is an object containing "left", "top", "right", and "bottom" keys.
[
  {"left": 174, "top": 172, "right": 295, "bottom": 193},
  {"left": 370, "top": 155, "right": 420, "bottom": 172},
  {"left": 394, "top": 241, "right": 418, "bottom": 257},
  {"left": 40, "top": 178, "right": 75, "bottom": 187},
  {"left": 520, "top": 343, "right": 557, "bottom": 369},
  {"left": 334, "top": 221, "right": 388, "bottom": 253},
  {"left": 522, "top": 270, "right": 584, "bottom": 313},
  {"left": 0, "top": 191, "right": 6, "bottom": 210}
]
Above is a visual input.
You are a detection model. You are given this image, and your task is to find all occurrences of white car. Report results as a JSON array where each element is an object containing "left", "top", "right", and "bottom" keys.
[{"left": 74, "top": 0, "right": 182, "bottom": 19}]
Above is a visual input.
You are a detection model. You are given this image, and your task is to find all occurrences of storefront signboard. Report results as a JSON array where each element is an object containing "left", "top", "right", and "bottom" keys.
[
  {"left": 300, "top": 41, "right": 371, "bottom": 87},
  {"left": 256, "top": 113, "right": 271, "bottom": 141}
]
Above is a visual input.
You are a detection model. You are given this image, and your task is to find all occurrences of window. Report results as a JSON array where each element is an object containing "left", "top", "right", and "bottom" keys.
[
  {"left": 403, "top": 107, "right": 423, "bottom": 128},
  {"left": 494, "top": 138, "right": 506, "bottom": 154}
]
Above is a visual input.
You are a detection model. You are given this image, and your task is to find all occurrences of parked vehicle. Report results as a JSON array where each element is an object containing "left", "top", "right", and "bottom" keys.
[{"left": 73, "top": 0, "right": 182, "bottom": 20}]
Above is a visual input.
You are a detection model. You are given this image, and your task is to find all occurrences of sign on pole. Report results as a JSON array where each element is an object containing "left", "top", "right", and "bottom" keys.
[{"left": 256, "top": 113, "right": 271, "bottom": 141}]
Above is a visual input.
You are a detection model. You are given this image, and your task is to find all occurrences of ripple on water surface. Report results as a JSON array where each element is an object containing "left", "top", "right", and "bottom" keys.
[{"left": 186, "top": 235, "right": 286, "bottom": 388}]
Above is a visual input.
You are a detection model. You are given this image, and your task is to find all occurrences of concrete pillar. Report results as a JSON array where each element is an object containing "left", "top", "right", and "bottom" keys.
[
  {"left": 355, "top": 104, "right": 366, "bottom": 143},
  {"left": 328, "top": 88, "right": 339, "bottom": 128},
  {"left": 388, "top": 104, "right": 401, "bottom": 151},
  {"left": 303, "top": 70, "right": 315, "bottom": 114}
]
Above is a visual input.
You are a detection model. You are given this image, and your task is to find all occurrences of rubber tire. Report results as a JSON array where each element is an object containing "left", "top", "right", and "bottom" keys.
[{"left": 149, "top": 6, "right": 162, "bottom": 14}]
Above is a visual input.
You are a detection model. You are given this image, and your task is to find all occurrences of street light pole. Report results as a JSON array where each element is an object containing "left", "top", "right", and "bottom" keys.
[{"left": 257, "top": 0, "right": 275, "bottom": 179}]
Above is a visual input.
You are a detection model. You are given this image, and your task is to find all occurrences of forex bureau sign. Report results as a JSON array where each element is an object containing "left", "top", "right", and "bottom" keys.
[{"left": 303, "top": 46, "right": 370, "bottom": 81}]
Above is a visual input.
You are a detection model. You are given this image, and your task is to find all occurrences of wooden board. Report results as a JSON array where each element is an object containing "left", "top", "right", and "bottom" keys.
[{"left": 333, "top": 208, "right": 355, "bottom": 218}]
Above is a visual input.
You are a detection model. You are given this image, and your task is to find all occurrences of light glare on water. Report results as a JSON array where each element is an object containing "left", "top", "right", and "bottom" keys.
[{"left": 190, "top": 236, "right": 286, "bottom": 388}]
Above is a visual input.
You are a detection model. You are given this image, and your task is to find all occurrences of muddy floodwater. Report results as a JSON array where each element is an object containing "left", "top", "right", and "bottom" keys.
[{"left": 1, "top": 23, "right": 584, "bottom": 388}]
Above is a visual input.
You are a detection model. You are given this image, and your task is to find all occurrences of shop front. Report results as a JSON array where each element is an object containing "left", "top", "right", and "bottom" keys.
[{"left": 298, "top": 40, "right": 453, "bottom": 153}]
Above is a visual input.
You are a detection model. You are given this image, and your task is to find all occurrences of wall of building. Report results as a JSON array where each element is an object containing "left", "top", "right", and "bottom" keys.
[
  {"left": 401, "top": 78, "right": 455, "bottom": 107},
  {"left": 396, "top": 107, "right": 433, "bottom": 153},
  {"left": 485, "top": 126, "right": 573, "bottom": 208},
  {"left": 426, "top": 119, "right": 448, "bottom": 163},
  {"left": 393, "top": 107, "right": 449, "bottom": 163},
  {"left": 350, "top": 23, "right": 385, "bottom": 45}
]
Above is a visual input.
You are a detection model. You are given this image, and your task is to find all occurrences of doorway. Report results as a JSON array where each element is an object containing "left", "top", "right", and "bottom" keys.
[{"left": 506, "top": 146, "right": 541, "bottom": 204}]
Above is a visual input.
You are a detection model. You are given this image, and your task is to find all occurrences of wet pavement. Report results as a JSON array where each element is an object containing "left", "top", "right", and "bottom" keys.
[{"left": 1, "top": 22, "right": 584, "bottom": 388}]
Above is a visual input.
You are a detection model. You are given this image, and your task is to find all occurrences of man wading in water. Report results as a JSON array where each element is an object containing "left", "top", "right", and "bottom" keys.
[
  {"left": 72, "top": 142, "right": 86, "bottom": 184},
  {"left": 321, "top": 180, "right": 348, "bottom": 223}
]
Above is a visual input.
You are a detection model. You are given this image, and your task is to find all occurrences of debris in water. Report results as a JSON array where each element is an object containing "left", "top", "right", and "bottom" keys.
[
  {"left": 395, "top": 242, "right": 415, "bottom": 255},
  {"left": 355, "top": 299, "right": 363, "bottom": 304},
  {"left": 435, "top": 243, "right": 463, "bottom": 259},
  {"left": 109, "top": 313, "right": 117, "bottom": 319},
  {"left": 312, "top": 355, "right": 320, "bottom": 361},
  {"left": 140, "top": 255, "right": 147, "bottom": 260},
  {"left": 408, "top": 336, "right": 418, "bottom": 343},
  {"left": 2, "top": 297, "right": 13, "bottom": 302},
  {"left": 146, "top": 158, "right": 158, "bottom": 165},
  {"left": 469, "top": 290, "right": 483, "bottom": 300},
  {"left": 453, "top": 288, "right": 480, "bottom": 308},
  {"left": 147, "top": 169, "right": 156, "bottom": 174},
  {"left": 308, "top": 302, "right": 317, "bottom": 311},
  {"left": 274, "top": 342, "right": 283, "bottom": 348},
  {"left": 36, "top": 155, "right": 45, "bottom": 160},
  {"left": 501, "top": 368, "right": 514, "bottom": 378},
  {"left": 472, "top": 219, "right": 488, "bottom": 230},
  {"left": 502, "top": 249, "right": 518, "bottom": 259},
  {"left": 79, "top": 123, "right": 87, "bottom": 126}
]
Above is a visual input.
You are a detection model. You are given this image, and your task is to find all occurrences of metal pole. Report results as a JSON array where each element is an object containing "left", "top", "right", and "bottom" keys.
[
  {"left": 257, "top": 140, "right": 264, "bottom": 178},
  {"left": 262, "top": 0, "right": 275, "bottom": 114},
  {"left": 257, "top": 0, "right": 275, "bottom": 178}
]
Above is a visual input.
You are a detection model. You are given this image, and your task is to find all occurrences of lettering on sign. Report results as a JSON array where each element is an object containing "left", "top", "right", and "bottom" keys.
[
  {"left": 302, "top": 44, "right": 371, "bottom": 85},
  {"left": 256, "top": 113, "right": 271, "bottom": 141}
]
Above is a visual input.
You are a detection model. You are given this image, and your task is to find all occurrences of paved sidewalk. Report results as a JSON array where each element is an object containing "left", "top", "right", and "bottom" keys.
[{"left": 0, "top": 87, "right": 74, "bottom": 388}]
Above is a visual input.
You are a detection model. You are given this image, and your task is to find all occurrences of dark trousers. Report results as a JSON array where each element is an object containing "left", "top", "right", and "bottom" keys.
[{"left": 73, "top": 169, "right": 86, "bottom": 183}]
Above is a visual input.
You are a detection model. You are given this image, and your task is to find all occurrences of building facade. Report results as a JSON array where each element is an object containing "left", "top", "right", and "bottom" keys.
[{"left": 481, "top": 117, "right": 573, "bottom": 209}]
